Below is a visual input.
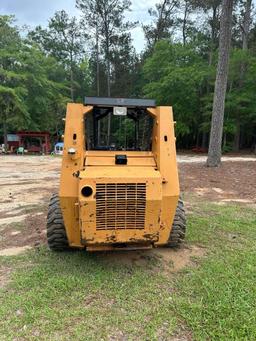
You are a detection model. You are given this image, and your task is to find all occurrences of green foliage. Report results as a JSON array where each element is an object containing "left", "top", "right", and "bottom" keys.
[
  {"left": 0, "top": 16, "right": 30, "bottom": 144},
  {"left": 1, "top": 0, "right": 256, "bottom": 150},
  {"left": 143, "top": 0, "right": 179, "bottom": 49},
  {"left": 0, "top": 85, "right": 28, "bottom": 128},
  {"left": 0, "top": 14, "right": 88, "bottom": 140},
  {"left": 220, "top": 48, "right": 256, "bottom": 150},
  {"left": 76, "top": 0, "right": 137, "bottom": 97},
  {"left": 143, "top": 41, "right": 210, "bottom": 140},
  {"left": 18, "top": 44, "right": 69, "bottom": 132},
  {"left": 142, "top": 36, "right": 256, "bottom": 149},
  {"left": 29, "top": 10, "right": 86, "bottom": 101}
]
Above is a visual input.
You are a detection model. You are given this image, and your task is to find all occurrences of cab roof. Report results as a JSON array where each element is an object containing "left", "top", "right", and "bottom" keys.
[{"left": 84, "top": 97, "right": 156, "bottom": 108}]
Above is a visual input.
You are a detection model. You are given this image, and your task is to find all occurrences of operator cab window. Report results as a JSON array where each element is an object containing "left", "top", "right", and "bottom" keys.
[{"left": 85, "top": 106, "right": 154, "bottom": 151}]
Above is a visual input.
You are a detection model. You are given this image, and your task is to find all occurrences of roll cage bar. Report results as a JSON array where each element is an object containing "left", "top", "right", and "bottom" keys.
[{"left": 84, "top": 97, "right": 156, "bottom": 108}]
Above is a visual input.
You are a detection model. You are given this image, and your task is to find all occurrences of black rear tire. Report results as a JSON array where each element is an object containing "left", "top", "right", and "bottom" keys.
[
  {"left": 47, "top": 194, "right": 69, "bottom": 251},
  {"left": 167, "top": 198, "right": 186, "bottom": 247}
]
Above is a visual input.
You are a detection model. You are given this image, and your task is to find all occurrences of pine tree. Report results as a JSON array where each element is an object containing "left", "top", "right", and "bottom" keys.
[{"left": 207, "top": 0, "right": 234, "bottom": 167}]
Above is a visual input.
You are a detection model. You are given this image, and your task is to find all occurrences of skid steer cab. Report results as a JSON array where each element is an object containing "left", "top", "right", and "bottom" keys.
[{"left": 47, "top": 97, "right": 186, "bottom": 251}]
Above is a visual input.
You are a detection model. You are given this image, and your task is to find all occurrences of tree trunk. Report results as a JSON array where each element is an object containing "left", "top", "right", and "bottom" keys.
[
  {"left": 242, "top": 0, "right": 252, "bottom": 51},
  {"left": 69, "top": 48, "right": 75, "bottom": 101},
  {"left": 223, "top": 132, "right": 227, "bottom": 149},
  {"left": 70, "top": 67, "right": 74, "bottom": 101},
  {"left": 105, "top": 32, "right": 111, "bottom": 97},
  {"left": 233, "top": 121, "right": 240, "bottom": 151},
  {"left": 208, "top": 6, "right": 218, "bottom": 68},
  {"left": 155, "top": 0, "right": 168, "bottom": 44},
  {"left": 239, "top": 0, "right": 251, "bottom": 81},
  {"left": 3, "top": 114, "right": 8, "bottom": 151},
  {"left": 196, "top": 130, "right": 200, "bottom": 147},
  {"left": 106, "top": 48, "right": 111, "bottom": 145},
  {"left": 106, "top": 36, "right": 111, "bottom": 145},
  {"left": 233, "top": 0, "right": 252, "bottom": 151},
  {"left": 96, "top": 23, "right": 100, "bottom": 96},
  {"left": 203, "top": 5, "right": 219, "bottom": 148},
  {"left": 207, "top": 0, "right": 233, "bottom": 167},
  {"left": 182, "top": 2, "right": 188, "bottom": 46},
  {"left": 106, "top": 58, "right": 111, "bottom": 97},
  {"left": 202, "top": 132, "right": 208, "bottom": 149}
]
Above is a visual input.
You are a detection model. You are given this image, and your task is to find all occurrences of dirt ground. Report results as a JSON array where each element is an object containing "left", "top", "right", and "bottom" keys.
[
  {"left": 0, "top": 156, "right": 59, "bottom": 254},
  {"left": 0, "top": 154, "right": 255, "bottom": 261},
  {"left": 179, "top": 161, "right": 256, "bottom": 204}
]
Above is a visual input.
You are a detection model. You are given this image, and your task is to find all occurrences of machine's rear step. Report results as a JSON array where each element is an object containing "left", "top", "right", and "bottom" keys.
[{"left": 86, "top": 244, "right": 152, "bottom": 252}]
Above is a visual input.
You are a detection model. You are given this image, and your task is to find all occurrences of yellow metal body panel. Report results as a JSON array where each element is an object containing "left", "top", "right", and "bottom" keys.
[
  {"left": 79, "top": 167, "right": 162, "bottom": 245},
  {"left": 85, "top": 155, "right": 156, "bottom": 167},
  {"left": 59, "top": 103, "right": 180, "bottom": 250},
  {"left": 150, "top": 107, "right": 179, "bottom": 245}
]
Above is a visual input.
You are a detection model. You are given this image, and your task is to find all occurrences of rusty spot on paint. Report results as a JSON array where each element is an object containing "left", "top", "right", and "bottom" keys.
[
  {"left": 160, "top": 223, "right": 165, "bottom": 230},
  {"left": 106, "top": 235, "right": 116, "bottom": 242}
]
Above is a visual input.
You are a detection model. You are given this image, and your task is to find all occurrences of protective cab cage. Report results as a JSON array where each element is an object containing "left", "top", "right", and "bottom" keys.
[{"left": 84, "top": 97, "right": 155, "bottom": 152}]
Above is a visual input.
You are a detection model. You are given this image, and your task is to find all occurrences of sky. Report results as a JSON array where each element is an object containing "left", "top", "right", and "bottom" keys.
[{"left": 0, "top": 0, "right": 156, "bottom": 52}]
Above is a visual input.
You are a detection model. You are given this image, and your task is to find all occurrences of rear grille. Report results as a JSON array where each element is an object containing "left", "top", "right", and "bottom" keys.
[{"left": 96, "top": 183, "right": 146, "bottom": 230}]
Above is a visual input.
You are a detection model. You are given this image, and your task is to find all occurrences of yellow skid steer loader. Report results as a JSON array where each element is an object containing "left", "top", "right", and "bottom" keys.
[{"left": 47, "top": 97, "right": 186, "bottom": 251}]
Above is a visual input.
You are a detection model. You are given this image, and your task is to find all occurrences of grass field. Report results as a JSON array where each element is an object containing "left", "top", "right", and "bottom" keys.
[{"left": 0, "top": 200, "right": 256, "bottom": 341}]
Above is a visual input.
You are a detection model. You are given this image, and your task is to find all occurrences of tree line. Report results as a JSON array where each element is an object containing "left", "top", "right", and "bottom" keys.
[{"left": 0, "top": 0, "right": 255, "bottom": 153}]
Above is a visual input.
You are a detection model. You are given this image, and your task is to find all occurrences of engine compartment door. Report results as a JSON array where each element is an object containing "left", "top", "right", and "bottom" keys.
[{"left": 78, "top": 166, "right": 162, "bottom": 246}]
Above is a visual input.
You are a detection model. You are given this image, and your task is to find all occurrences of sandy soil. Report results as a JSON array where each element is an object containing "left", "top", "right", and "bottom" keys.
[
  {"left": 0, "top": 156, "right": 59, "bottom": 223},
  {"left": 179, "top": 161, "right": 256, "bottom": 205},
  {"left": 96, "top": 244, "right": 206, "bottom": 273},
  {"left": 0, "top": 154, "right": 255, "bottom": 259},
  {"left": 177, "top": 154, "right": 256, "bottom": 163}
]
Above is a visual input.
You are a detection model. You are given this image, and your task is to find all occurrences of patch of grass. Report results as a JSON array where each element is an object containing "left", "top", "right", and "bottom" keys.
[
  {"left": 174, "top": 248, "right": 256, "bottom": 340},
  {"left": 173, "top": 202, "right": 256, "bottom": 340},
  {"left": 21, "top": 203, "right": 48, "bottom": 215},
  {"left": 2, "top": 221, "right": 26, "bottom": 232},
  {"left": 0, "top": 200, "right": 256, "bottom": 340},
  {"left": 187, "top": 202, "right": 256, "bottom": 246},
  {"left": 0, "top": 250, "right": 177, "bottom": 340}
]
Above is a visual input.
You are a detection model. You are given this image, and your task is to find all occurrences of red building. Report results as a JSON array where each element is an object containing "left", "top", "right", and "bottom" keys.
[{"left": 7, "top": 131, "right": 51, "bottom": 154}]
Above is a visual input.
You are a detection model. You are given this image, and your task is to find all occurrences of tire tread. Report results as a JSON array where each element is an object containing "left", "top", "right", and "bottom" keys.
[
  {"left": 167, "top": 199, "right": 186, "bottom": 247},
  {"left": 47, "top": 194, "right": 69, "bottom": 251}
]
